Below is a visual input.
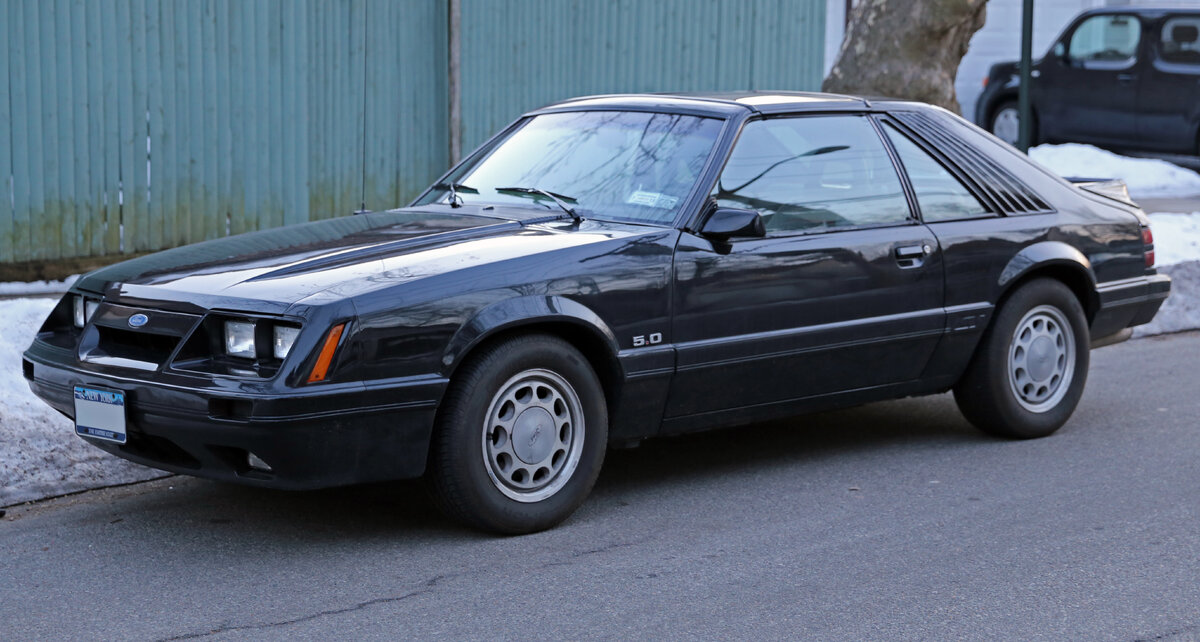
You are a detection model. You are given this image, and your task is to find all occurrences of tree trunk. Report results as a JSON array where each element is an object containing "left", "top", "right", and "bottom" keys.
[{"left": 823, "top": 0, "right": 988, "bottom": 114}]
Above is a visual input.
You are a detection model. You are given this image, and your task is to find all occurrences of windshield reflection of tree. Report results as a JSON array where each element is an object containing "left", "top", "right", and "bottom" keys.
[{"left": 495, "top": 112, "right": 713, "bottom": 219}]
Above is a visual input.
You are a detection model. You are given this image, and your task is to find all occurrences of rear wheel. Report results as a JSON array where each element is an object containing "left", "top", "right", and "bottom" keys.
[
  {"left": 954, "top": 279, "right": 1089, "bottom": 439},
  {"left": 989, "top": 100, "right": 1034, "bottom": 148},
  {"left": 427, "top": 334, "right": 607, "bottom": 534}
]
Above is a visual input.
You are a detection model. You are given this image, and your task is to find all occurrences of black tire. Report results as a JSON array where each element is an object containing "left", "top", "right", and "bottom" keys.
[
  {"left": 989, "top": 99, "right": 1036, "bottom": 148},
  {"left": 427, "top": 334, "right": 607, "bottom": 534},
  {"left": 954, "top": 279, "right": 1089, "bottom": 439}
]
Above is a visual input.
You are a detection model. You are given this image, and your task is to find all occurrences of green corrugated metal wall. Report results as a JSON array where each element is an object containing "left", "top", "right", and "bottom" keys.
[
  {"left": 458, "top": 0, "right": 827, "bottom": 153},
  {"left": 1, "top": 0, "right": 824, "bottom": 265}
]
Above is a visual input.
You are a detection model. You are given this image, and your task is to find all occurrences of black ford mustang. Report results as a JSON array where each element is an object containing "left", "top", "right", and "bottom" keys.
[{"left": 24, "top": 92, "right": 1170, "bottom": 533}]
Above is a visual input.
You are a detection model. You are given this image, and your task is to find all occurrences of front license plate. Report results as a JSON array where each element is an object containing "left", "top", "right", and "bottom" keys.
[{"left": 74, "top": 386, "right": 127, "bottom": 444}]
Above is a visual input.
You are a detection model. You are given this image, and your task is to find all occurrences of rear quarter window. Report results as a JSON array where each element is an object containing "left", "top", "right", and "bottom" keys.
[{"left": 1157, "top": 16, "right": 1200, "bottom": 71}]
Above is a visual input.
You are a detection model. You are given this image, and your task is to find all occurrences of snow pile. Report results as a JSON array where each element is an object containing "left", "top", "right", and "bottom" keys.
[
  {"left": 1136, "top": 260, "right": 1200, "bottom": 337},
  {"left": 1134, "top": 211, "right": 1200, "bottom": 338},
  {"left": 1148, "top": 212, "right": 1200, "bottom": 267},
  {"left": 0, "top": 275, "right": 77, "bottom": 296},
  {"left": 0, "top": 298, "right": 165, "bottom": 507},
  {"left": 1030, "top": 144, "right": 1200, "bottom": 199}
]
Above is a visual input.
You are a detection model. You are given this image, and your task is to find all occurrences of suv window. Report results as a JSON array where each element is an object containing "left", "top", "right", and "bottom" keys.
[
  {"left": 1069, "top": 14, "right": 1141, "bottom": 68},
  {"left": 1159, "top": 16, "right": 1200, "bottom": 66},
  {"left": 882, "top": 123, "right": 989, "bottom": 222},
  {"left": 712, "top": 115, "right": 910, "bottom": 233}
]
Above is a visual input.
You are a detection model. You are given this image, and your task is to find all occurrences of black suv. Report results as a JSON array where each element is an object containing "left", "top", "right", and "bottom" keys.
[{"left": 976, "top": 6, "right": 1200, "bottom": 155}]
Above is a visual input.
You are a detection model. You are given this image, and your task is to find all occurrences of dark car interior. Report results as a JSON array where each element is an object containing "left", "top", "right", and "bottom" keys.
[{"left": 1160, "top": 21, "right": 1200, "bottom": 64}]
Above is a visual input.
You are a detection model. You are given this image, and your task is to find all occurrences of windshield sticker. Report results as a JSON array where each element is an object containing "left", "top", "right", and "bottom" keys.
[{"left": 626, "top": 190, "right": 679, "bottom": 209}]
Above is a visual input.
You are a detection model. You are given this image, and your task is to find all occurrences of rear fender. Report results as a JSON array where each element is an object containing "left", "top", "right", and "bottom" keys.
[{"left": 997, "top": 241, "right": 1098, "bottom": 316}]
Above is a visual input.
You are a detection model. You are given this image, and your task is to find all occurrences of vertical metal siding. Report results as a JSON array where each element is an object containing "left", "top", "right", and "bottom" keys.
[
  {"left": 2, "top": 0, "right": 822, "bottom": 265},
  {"left": 1, "top": 0, "right": 449, "bottom": 264},
  {"left": 457, "top": 0, "right": 827, "bottom": 152}
]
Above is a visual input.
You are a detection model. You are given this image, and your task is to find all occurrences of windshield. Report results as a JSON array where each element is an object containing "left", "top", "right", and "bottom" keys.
[{"left": 419, "top": 111, "right": 724, "bottom": 225}]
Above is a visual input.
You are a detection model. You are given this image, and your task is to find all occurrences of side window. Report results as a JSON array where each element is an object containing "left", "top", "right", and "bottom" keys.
[
  {"left": 1159, "top": 17, "right": 1200, "bottom": 66},
  {"left": 712, "top": 115, "right": 910, "bottom": 233},
  {"left": 882, "top": 123, "right": 989, "bottom": 222},
  {"left": 1068, "top": 14, "right": 1141, "bottom": 68}
]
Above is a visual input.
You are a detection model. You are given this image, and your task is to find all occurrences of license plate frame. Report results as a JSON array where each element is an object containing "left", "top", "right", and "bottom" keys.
[{"left": 73, "top": 386, "right": 127, "bottom": 444}]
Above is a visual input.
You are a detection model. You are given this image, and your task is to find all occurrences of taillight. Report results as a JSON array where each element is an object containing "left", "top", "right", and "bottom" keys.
[
  {"left": 1142, "top": 225, "right": 1155, "bottom": 268},
  {"left": 982, "top": 76, "right": 989, "bottom": 89}
]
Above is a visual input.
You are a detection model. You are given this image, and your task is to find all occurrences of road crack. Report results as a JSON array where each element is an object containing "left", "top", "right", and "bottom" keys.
[{"left": 158, "top": 575, "right": 448, "bottom": 641}]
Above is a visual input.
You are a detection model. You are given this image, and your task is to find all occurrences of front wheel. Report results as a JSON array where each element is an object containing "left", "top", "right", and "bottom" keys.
[
  {"left": 954, "top": 279, "right": 1089, "bottom": 439},
  {"left": 427, "top": 334, "right": 607, "bottom": 534}
]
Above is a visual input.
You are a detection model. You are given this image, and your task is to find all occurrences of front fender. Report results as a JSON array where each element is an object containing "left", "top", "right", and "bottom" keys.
[{"left": 442, "top": 295, "right": 619, "bottom": 375}]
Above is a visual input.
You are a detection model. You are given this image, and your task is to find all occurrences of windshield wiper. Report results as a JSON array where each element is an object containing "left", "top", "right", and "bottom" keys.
[
  {"left": 496, "top": 186, "right": 582, "bottom": 222},
  {"left": 432, "top": 182, "right": 479, "bottom": 208}
]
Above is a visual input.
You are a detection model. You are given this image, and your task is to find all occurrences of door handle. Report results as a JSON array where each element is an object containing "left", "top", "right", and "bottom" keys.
[
  {"left": 894, "top": 244, "right": 932, "bottom": 269},
  {"left": 1117, "top": 73, "right": 1136, "bottom": 83},
  {"left": 895, "top": 244, "right": 930, "bottom": 259}
]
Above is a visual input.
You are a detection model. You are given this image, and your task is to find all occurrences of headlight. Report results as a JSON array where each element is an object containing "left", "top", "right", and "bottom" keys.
[
  {"left": 224, "top": 321, "right": 257, "bottom": 358},
  {"left": 273, "top": 325, "right": 300, "bottom": 359},
  {"left": 73, "top": 296, "right": 99, "bottom": 327}
]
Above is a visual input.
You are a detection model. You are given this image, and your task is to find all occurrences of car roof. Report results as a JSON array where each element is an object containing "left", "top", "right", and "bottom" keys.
[
  {"left": 529, "top": 91, "right": 884, "bottom": 118},
  {"left": 1078, "top": 5, "right": 1200, "bottom": 18}
]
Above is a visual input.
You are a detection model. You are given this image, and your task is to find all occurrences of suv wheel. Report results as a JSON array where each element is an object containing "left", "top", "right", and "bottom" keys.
[{"left": 990, "top": 100, "right": 1026, "bottom": 147}]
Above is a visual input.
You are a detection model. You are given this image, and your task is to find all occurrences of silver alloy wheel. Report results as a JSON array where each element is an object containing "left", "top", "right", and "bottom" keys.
[
  {"left": 992, "top": 107, "right": 1020, "bottom": 146},
  {"left": 481, "top": 368, "right": 585, "bottom": 503},
  {"left": 1007, "top": 305, "right": 1076, "bottom": 413}
]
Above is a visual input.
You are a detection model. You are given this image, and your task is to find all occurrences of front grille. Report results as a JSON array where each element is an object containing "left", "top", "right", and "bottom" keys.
[
  {"left": 93, "top": 327, "right": 182, "bottom": 365},
  {"left": 79, "top": 303, "right": 201, "bottom": 371}
]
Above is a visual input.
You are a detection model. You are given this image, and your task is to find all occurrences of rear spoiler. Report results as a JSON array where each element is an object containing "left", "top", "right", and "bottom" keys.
[{"left": 1065, "top": 177, "right": 1137, "bottom": 207}]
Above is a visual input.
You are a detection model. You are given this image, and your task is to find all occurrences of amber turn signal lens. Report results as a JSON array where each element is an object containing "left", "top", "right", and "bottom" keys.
[{"left": 307, "top": 323, "right": 345, "bottom": 383}]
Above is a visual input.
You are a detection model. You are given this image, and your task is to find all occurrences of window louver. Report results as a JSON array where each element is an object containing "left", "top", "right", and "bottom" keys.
[{"left": 892, "top": 111, "right": 1053, "bottom": 216}]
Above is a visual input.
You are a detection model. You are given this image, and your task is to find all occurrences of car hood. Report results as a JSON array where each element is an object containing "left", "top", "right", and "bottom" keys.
[{"left": 76, "top": 207, "right": 619, "bottom": 313}]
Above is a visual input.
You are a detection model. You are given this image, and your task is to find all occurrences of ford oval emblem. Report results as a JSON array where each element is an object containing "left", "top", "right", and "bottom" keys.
[{"left": 128, "top": 313, "right": 149, "bottom": 328}]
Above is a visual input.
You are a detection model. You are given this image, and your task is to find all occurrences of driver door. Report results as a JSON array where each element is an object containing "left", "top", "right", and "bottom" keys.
[{"left": 665, "top": 114, "right": 944, "bottom": 419}]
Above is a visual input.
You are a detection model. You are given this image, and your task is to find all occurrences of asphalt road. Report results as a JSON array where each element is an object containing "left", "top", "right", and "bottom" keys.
[{"left": 3, "top": 332, "right": 1199, "bottom": 641}]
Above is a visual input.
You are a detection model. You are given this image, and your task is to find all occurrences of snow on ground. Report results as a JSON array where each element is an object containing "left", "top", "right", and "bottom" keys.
[
  {"left": 0, "top": 298, "right": 165, "bottom": 507},
  {"left": 1030, "top": 143, "right": 1200, "bottom": 199},
  {"left": 0, "top": 275, "right": 77, "bottom": 296},
  {"left": 1147, "top": 212, "right": 1200, "bottom": 268}
]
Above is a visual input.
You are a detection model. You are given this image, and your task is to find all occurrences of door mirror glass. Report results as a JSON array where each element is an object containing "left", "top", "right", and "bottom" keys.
[
  {"left": 1053, "top": 42, "right": 1066, "bottom": 60},
  {"left": 700, "top": 207, "right": 765, "bottom": 241}
]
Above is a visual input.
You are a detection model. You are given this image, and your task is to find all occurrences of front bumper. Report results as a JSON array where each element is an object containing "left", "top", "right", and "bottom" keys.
[
  {"left": 1090, "top": 273, "right": 1172, "bottom": 343},
  {"left": 23, "top": 348, "right": 446, "bottom": 490}
]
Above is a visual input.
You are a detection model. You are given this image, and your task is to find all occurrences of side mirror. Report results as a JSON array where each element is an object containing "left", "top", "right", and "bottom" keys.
[
  {"left": 1053, "top": 42, "right": 1067, "bottom": 63},
  {"left": 700, "top": 207, "right": 765, "bottom": 242}
]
